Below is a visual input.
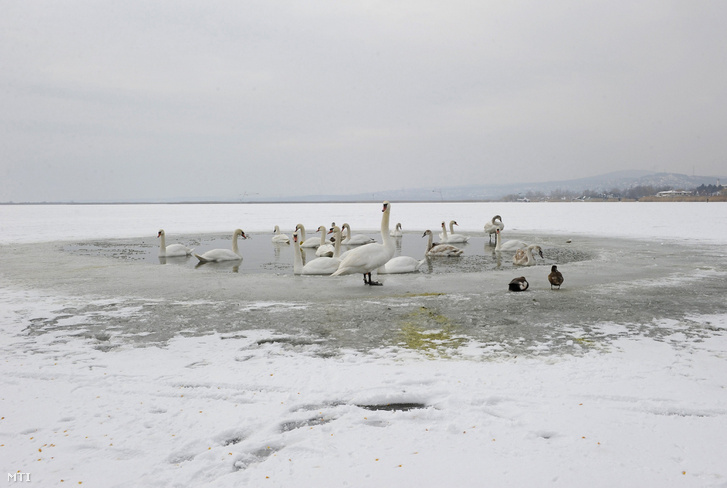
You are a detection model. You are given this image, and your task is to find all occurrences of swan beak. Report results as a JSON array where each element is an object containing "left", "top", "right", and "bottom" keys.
[
  {"left": 157, "top": 232, "right": 162, "bottom": 238},
  {"left": 539, "top": 250, "right": 544, "bottom": 258}
]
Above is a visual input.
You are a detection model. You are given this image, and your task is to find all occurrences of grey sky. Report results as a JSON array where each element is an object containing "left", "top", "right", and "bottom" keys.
[{"left": 2, "top": 1, "right": 726, "bottom": 202}]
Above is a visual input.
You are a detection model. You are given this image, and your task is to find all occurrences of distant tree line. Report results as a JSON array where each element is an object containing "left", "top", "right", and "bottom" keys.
[{"left": 501, "top": 183, "right": 724, "bottom": 202}]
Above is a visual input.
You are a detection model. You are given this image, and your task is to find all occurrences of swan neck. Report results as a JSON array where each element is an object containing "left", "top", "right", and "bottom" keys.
[
  {"left": 232, "top": 232, "right": 239, "bottom": 254},
  {"left": 495, "top": 230, "right": 501, "bottom": 250},
  {"left": 441, "top": 223, "right": 448, "bottom": 239},
  {"left": 292, "top": 234, "right": 302, "bottom": 274},
  {"left": 159, "top": 232, "right": 166, "bottom": 251},
  {"left": 381, "top": 205, "right": 393, "bottom": 253},
  {"left": 333, "top": 227, "right": 342, "bottom": 258}
]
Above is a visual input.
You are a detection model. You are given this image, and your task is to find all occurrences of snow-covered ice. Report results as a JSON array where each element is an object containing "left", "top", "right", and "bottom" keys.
[{"left": 1, "top": 202, "right": 726, "bottom": 487}]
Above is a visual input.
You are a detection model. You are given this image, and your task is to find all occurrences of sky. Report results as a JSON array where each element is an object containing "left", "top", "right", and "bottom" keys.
[{"left": 2, "top": 1, "right": 727, "bottom": 203}]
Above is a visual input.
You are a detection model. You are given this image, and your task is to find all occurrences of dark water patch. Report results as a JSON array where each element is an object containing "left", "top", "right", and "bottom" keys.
[{"left": 357, "top": 403, "right": 428, "bottom": 412}]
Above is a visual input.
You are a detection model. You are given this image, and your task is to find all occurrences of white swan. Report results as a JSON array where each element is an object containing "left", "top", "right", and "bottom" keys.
[
  {"left": 293, "top": 226, "right": 343, "bottom": 275},
  {"left": 494, "top": 229, "right": 528, "bottom": 252},
  {"left": 295, "top": 224, "right": 322, "bottom": 248},
  {"left": 272, "top": 225, "right": 290, "bottom": 244},
  {"left": 440, "top": 220, "right": 469, "bottom": 243},
  {"left": 377, "top": 255, "right": 425, "bottom": 274},
  {"left": 332, "top": 202, "right": 395, "bottom": 285},
  {"left": 513, "top": 245, "right": 543, "bottom": 266},
  {"left": 484, "top": 215, "right": 504, "bottom": 243},
  {"left": 315, "top": 226, "right": 336, "bottom": 257},
  {"left": 157, "top": 229, "right": 193, "bottom": 257},
  {"left": 423, "top": 230, "right": 464, "bottom": 256},
  {"left": 390, "top": 223, "right": 403, "bottom": 237},
  {"left": 340, "top": 223, "right": 376, "bottom": 246},
  {"left": 194, "top": 229, "right": 246, "bottom": 263}
]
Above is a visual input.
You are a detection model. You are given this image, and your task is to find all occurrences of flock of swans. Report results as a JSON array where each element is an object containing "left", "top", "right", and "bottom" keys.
[{"left": 157, "top": 201, "right": 564, "bottom": 288}]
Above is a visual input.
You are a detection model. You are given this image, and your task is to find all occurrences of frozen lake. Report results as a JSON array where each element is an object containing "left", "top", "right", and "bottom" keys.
[{"left": 2, "top": 201, "right": 727, "bottom": 487}]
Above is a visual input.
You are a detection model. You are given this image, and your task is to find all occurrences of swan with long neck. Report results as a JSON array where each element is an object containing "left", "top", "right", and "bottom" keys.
[
  {"left": 293, "top": 226, "right": 343, "bottom": 275},
  {"left": 484, "top": 215, "right": 504, "bottom": 243},
  {"left": 157, "top": 229, "right": 193, "bottom": 257},
  {"left": 195, "top": 229, "right": 246, "bottom": 262},
  {"left": 494, "top": 228, "right": 528, "bottom": 252},
  {"left": 513, "top": 244, "right": 543, "bottom": 266},
  {"left": 340, "top": 223, "right": 376, "bottom": 246},
  {"left": 315, "top": 226, "right": 335, "bottom": 257},
  {"left": 272, "top": 225, "right": 290, "bottom": 244},
  {"left": 423, "top": 230, "right": 464, "bottom": 256},
  {"left": 331, "top": 201, "right": 395, "bottom": 285},
  {"left": 295, "top": 224, "right": 322, "bottom": 248},
  {"left": 390, "top": 223, "right": 403, "bottom": 237},
  {"left": 439, "top": 220, "right": 469, "bottom": 243}
]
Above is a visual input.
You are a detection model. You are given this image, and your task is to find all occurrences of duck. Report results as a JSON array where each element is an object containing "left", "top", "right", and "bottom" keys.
[
  {"left": 484, "top": 215, "right": 504, "bottom": 243},
  {"left": 390, "top": 223, "right": 403, "bottom": 237},
  {"left": 439, "top": 220, "right": 469, "bottom": 243},
  {"left": 272, "top": 225, "right": 290, "bottom": 244},
  {"left": 295, "top": 224, "right": 323, "bottom": 248},
  {"left": 157, "top": 229, "right": 193, "bottom": 257},
  {"left": 195, "top": 229, "right": 246, "bottom": 263},
  {"left": 422, "top": 229, "right": 464, "bottom": 256},
  {"left": 340, "top": 223, "right": 376, "bottom": 246},
  {"left": 332, "top": 201, "right": 395, "bottom": 285},
  {"left": 508, "top": 276, "right": 529, "bottom": 291},
  {"left": 293, "top": 226, "right": 343, "bottom": 275},
  {"left": 548, "top": 265, "right": 564, "bottom": 289},
  {"left": 513, "top": 245, "right": 544, "bottom": 266},
  {"left": 494, "top": 228, "right": 528, "bottom": 252}
]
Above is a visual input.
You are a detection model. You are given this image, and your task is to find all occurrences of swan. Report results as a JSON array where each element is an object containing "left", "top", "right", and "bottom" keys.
[
  {"left": 422, "top": 230, "right": 464, "bottom": 256},
  {"left": 513, "top": 244, "right": 543, "bottom": 266},
  {"left": 508, "top": 276, "right": 529, "bottom": 291},
  {"left": 157, "top": 229, "right": 193, "bottom": 257},
  {"left": 440, "top": 220, "right": 469, "bottom": 243},
  {"left": 293, "top": 226, "right": 343, "bottom": 275},
  {"left": 272, "top": 225, "right": 290, "bottom": 244},
  {"left": 484, "top": 215, "right": 504, "bottom": 243},
  {"left": 377, "top": 255, "right": 425, "bottom": 274},
  {"left": 494, "top": 229, "right": 528, "bottom": 252},
  {"left": 548, "top": 265, "right": 564, "bottom": 289},
  {"left": 295, "top": 224, "right": 323, "bottom": 248},
  {"left": 332, "top": 201, "right": 395, "bottom": 285},
  {"left": 340, "top": 223, "right": 376, "bottom": 246},
  {"left": 390, "top": 223, "right": 403, "bottom": 237},
  {"left": 194, "top": 229, "right": 246, "bottom": 263},
  {"left": 315, "top": 226, "right": 336, "bottom": 257}
]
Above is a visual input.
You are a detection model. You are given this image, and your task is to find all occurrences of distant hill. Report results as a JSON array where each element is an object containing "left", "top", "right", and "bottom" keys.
[{"left": 254, "top": 171, "right": 725, "bottom": 202}]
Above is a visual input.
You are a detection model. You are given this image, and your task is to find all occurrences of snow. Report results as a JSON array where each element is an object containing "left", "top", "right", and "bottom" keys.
[{"left": 1, "top": 202, "right": 727, "bottom": 487}]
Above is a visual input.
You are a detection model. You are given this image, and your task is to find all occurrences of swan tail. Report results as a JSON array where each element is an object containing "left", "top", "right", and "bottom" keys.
[{"left": 194, "top": 253, "right": 210, "bottom": 263}]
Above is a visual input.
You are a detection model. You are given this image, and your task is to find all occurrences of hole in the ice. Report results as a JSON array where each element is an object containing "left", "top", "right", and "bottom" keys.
[
  {"left": 280, "top": 416, "right": 333, "bottom": 432},
  {"left": 233, "top": 446, "right": 279, "bottom": 471},
  {"left": 356, "top": 402, "right": 428, "bottom": 412}
]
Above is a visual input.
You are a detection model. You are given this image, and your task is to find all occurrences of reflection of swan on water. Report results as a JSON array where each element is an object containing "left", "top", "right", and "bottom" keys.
[
  {"left": 494, "top": 229, "right": 527, "bottom": 252},
  {"left": 195, "top": 229, "right": 246, "bottom": 263},
  {"left": 272, "top": 225, "right": 290, "bottom": 244},
  {"left": 157, "top": 229, "right": 193, "bottom": 257},
  {"left": 341, "top": 223, "right": 376, "bottom": 246},
  {"left": 293, "top": 226, "right": 343, "bottom": 275},
  {"left": 332, "top": 202, "right": 395, "bottom": 285},
  {"left": 513, "top": 245, "right": 543, "bottom": 266},
  {"left": 423, "top": 230, "right": 464, "bottom": 256},
  {"left": 508, "top": 276, "right": 529, "bottom": 291},
  {"left": 390, "top": 223, "right": 403, "bottom": 237},
  {"left": 484, "top": 215, "right": 504, "bottom": 243},
  {"left": 295, "top": 224, "right": 322, "bottom": 248},
  {"left": 439, "top": 220, "right": 469, "bottom": 243},
  {"left": 548, "top": 265, "right": 564, "bottom": 289}
]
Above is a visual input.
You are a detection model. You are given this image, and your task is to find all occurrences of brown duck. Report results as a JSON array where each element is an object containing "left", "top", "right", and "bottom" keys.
[{"left": 548, "top": 265, "right": 564, "bottom": 289}]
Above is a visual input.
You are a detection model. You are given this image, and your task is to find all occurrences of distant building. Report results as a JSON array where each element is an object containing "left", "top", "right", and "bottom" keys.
[{"left": 656, "top": 190, "right": 693, "bottom": 197}]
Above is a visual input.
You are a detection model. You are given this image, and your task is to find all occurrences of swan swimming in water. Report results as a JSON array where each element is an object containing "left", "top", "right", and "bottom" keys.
[
  {"left": 508, "top": 276, "right": 529, "bottom": 291},
  {"left": 494, "top": 228, "right": 528, "bottom": 252},
  {"left": 194, "top": 229, "right": 246, "bottom": 263},
  {"left": 439, "top": 220, "right": 469, "bottom": 243},
  {"left": 293, "top": 226, "right": 343, "bottom": 275},
  {"left": 294, "top": 224, "right": 324, "bottom": 248},
  {"left": 157, "top": 229, "right": 193, "bottom": 257},
  {"left": 314, "top": 226, "right": 337, "bottom": 256},
  {"left": 272, "top": 225, "right": 290, "bottom": 244},
  {"left": 332, "top": 201, "right": 395, "bottom": 285},
  {"left": 340, "top": 223, "right": 376, "bottom": 246},
  {"left": 484, "top": 215, "right": 504, "bottom": 243},
  {"left": 513, "top": 245, "right": 543, "bottom": 266},
  {"left": 422, "top": 230, "right": 464, "bottom": 256},
  {"left": 390, "top": 223, "right": 403, "bottom": 237},
  {"left": 548, "top": 265, "right": 564, "bottom": 289}
]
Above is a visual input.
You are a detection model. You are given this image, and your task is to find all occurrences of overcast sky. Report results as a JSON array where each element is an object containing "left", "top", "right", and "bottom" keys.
[{"left": 2, "top": 1, "right": 726, "bottom": 202}]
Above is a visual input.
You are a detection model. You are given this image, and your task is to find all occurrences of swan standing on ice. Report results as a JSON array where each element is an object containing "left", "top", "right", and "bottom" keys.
[
  {"left": 340, "top": 223, "right": 376, "bottom": 246},
  {"left": 157, "top": 229, "right": 193, "bottom": 257},
  {"left": 194, "top": 229, "right": 246, "bottom": 263},
  {"left": 513, "top": 245, "right": 543, "bottom": 266},
  {"left": 439, "top": 220, "right": 469, "bottom": 243},
  {"left": 293, "top": 226, "right": 343, "bottom": 275},
  {"left": 332, "top": 202, "right": 395, "bottom": 285},
  {"left": 508, "top": 276, "right": 529, "bottom": 291},
  {"left": 422, "top": 230, "right": 464, "bottom": 256},
  {"left": 390, "top": 223, "right": 403, "bottom": 237},
  {"left": 548, "top": 265, "right": 564, "bottom": 289},
  {"left": 295, "top": 224, "right": 323, "bottom": 248},
  {"left": 494, "top": 229, "right": 528, "bottom": 252},
  {"left": 484, "top": 215, "right": 504, "bottom": 243},
  {"left": 272, "top": 225, "right": 290, "bottom": 244}
]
